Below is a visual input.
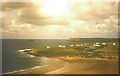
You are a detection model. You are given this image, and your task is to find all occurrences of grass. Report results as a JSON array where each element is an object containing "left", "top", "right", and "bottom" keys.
[
  {"left": 30, "top": 47, "right": 80, "bottom": 57},
  {"left": 94, "top": 46, "right": 118, "bottom": 52},
  {"left": 28, "top": 42, "right": 119, "bottom": 58}
]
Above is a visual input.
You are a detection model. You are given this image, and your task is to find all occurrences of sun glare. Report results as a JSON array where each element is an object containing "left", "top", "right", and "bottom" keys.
[{"left": 42, "top": 0, "right": 69, "bottom": 16}]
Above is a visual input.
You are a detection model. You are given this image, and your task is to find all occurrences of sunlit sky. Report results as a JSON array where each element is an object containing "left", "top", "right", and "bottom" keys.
[{"left": 1, "top": 0, "right": 119, "bottom": 39}]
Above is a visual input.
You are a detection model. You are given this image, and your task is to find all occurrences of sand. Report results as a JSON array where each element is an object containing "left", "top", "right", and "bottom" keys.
[
  {"left": 4, "top": 57, "right": 65, "bottom": 74},
  {"left": 4, "top": 57, "right": 118, "bottom": 74},
  {"left": 46, "top": 58, "right": 119, "bottom": 74}
]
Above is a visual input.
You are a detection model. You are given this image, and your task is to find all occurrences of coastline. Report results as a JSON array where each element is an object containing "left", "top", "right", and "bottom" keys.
[
  {"left": 3, "top": 42, "right": 119, "bottom": 74},
  {"left": 3, "top": 56, "right": 119, "bottom": 74},
  {"left": 2, "top": 39, "right": 119, "bottom": 74},
  {"left": 3, "top": 50, "right": 66, "bottom": 74},
  {"left": 3, "top": 57, "right": 66, "bottom": 74}
]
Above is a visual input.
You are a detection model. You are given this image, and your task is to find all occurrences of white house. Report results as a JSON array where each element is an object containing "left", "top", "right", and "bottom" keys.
[
  {"left": 19, "top": 49, "right": 25, "bottom": 52},
  {"left": 62, "top": 45, "right": 66, "bottom": 48},
  {"left": 19, "top": 48, "right": 33, "bottom": 52},
  {"left": 93, "top": 44, "right": 100, "bottom": 47},
  {"left": 76, "top": 44, "right": 80, "bottom": 46},
  {"left": 58, "top": 45, "right": 62, "bottom": 47},
  {"left": 46, "top": 46, "right": 50, "bottom": 48},
  {"left": 29, "top": 55, "right": 35, "bottom": 57},
  {"left": 113, "top": 43, "right": 116, "bottom": 45},
  {"left": 70, "top": 45, "right": 74, "bottom": 47},
  {"left": 96, "top": 42, "right": 99, "bottom": 44},
  {"left": 89, "top": 52, "right": 93, "bottom": 54},
  {"left": 95, "top": 45, "right": 100, "bottom": 47},
  {"left": 25, "top": 49, "right": 32, "bottom": 51},
  {"left": 103, "top": 43, "right": 106, "bottom": 45}
]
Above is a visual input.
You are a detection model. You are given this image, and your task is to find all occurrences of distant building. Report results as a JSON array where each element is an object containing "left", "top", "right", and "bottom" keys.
[
  {"left": 76, "top": 44, "right": 80, "bottom": 46},
  {"left": 89, "top": 52, "right": 92, "bottom": 54},
  {"left": 93, "top": 44, "right": 100, "bottom": 47},
  {"left": 26, "top": 49, "right": 32, "bottom": 51},
  {"left": 58, "top": 45, "right": 62, "bottom": 47},
  {"left": 62, "top": 45, "right": 66, "bottom": 48},
  {"left": 70, "top": 45, "right": 74, "bottom": 47},
  {"left": 96, "top": 42, "right": 100, "bottom": 44},
  {"left": 46, "top": 46, "right": 50, "bottom": 48},
  {"left": 19, "top": 48, "right": 33, "bottom": 52},
  {"left": 103, "top": 43, "right": 106, "bottom": 45},
  {"left": 113, "top": 43, "right": 116, "bottom": 45},
  {"left": 95, "top": 45, "right": 100, "bottom": 47},
  {"left": 19, "top": 49, "right": 25, "bottom": 52}
]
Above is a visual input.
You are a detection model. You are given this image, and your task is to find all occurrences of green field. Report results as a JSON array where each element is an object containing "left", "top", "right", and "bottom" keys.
[{"left": 27, "top": 42, "right": 119, "bottom": 59}]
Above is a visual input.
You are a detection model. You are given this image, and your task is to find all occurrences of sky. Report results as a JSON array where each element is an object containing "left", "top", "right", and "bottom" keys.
[{"left": 1, "top": 0, "right": 119, "bottom": 39}]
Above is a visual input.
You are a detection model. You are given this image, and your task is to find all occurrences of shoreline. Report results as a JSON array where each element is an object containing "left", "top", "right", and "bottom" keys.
[
  {"left": 3, "top": 57, "right": 66, "bottom": 74},
  {"left": 3, "top": 56, "right": 119, "bottom": 74},
  {"left": 3, "top": 47, "right": 119, "bottom": 74}
]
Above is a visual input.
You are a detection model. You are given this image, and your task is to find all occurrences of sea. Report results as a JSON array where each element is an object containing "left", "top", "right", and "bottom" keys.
[
  {"left": 2, "top": 39, "right": 83, "bottom": 73},
  {"left": 2, "top": 39, "right": 118, "bottom": 73}
]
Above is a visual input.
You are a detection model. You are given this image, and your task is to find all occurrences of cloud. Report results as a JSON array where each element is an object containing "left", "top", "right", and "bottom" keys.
[
  {"left": 2, "top": 2, "right": 33, "bottom": 10},
  {"left": 69, "top": 2, "right": 118, "bottom": 20},
  {"left": 18, "top": 8, "right": 70, "bottom": 26},
  {"left": 2, "top": 1, "right": 119, "bottom": 39}
]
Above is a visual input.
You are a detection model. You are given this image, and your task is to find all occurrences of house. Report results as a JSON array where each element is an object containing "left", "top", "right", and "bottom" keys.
[
  {"left": 76, "top": 44, "right": 80, "bottom": 46},
  {"left": 46, "top": 46, "right": 50, "bottom": 48},
  {"left": 96, "top": 42, "right": 100, "bottom": 44},
  {"left": 25, "top": 49, "right": 33, "bottom": 51},
  {"left": 93, "top": 44, "right": 100, "bottom": 47},
  {"left": 95, "top": 45, "right": 100, "bottom": 47},
  {"left": 113, "top": 43, "right": 116, "bottom": 45},
  {"left": 58, "top": 45, "right": 62, "bottom": 47},
  {"left": 19, "top": 49, "right": 25, "bottom": 52},
  {"left": 89, "top": 52, "right": 93, "bottom": 54},
  {"left": 70, "top": 45, "right": 74, "bottom": 47},
  {"left": 62, "top": 45, "right": 66, "bottom": 48},
  {"left": 103, "top": 43, "right": 106, "bottom": 45},
  {"left": 19, "top": 48, "right": 33, "bottom": 52},
  {"left": 81, "top": 44, "right": 84, "bottom": 46}
]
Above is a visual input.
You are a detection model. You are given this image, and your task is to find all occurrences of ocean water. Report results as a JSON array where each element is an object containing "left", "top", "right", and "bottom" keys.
[
  {"left": 2, "top": 39, "right": 85, "bottom": 73},
  {"left": 2, "top": 39, "right": 116, "bottom": 73}
]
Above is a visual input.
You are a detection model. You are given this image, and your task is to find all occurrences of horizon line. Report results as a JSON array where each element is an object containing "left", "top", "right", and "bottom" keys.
[{"left": 1, "top": 38, "right": 119, "bottom": 39}]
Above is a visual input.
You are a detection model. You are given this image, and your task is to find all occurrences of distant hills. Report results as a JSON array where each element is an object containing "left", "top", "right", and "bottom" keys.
[{"left": 69, "top": 38, "right": 119, "bottom": 42}]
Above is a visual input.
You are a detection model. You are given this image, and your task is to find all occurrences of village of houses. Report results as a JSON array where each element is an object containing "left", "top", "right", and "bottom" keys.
[{"left": 19, "top": 42, "right": 119, "bottom": 60}]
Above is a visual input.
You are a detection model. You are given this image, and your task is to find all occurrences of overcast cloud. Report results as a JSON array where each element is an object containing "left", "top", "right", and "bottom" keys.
[{"left": 1, "top": 0, "right": 119, "bottom": 39}]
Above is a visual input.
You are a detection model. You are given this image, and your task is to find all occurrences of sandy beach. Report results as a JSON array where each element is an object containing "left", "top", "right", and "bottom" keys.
[
  {"left": 4, "top": 57, "right": 65, "bottom": 74},
  {"left": 4, "top": 57, "right": 118, "bottom": 74},
  {"left": 46, "top": 58, "right": 119, "bottom": 74}
]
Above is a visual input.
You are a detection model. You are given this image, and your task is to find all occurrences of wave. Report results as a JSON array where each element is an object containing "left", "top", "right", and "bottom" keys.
[
  {"left": 3, "top": 57, "right": 65, "bottom": 74},
  {"left": 3, "top": 57, "right": 46, "bottom": 74}
]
